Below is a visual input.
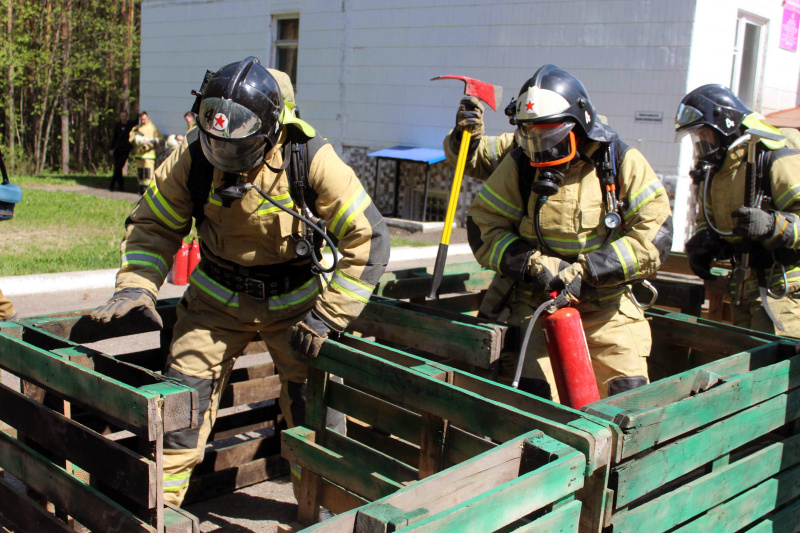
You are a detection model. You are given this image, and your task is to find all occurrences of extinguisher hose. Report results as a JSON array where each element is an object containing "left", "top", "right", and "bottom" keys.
[
  {"left": 244, "top": 183, "right": 339, "bottom": 274},
  {"left": 512, "top": 296, "right": 557, "bottom": 389}
]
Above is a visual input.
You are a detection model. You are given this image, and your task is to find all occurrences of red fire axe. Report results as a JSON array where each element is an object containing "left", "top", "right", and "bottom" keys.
[{"left": 429, "top": 75, "right": 503, "bottom": 298}]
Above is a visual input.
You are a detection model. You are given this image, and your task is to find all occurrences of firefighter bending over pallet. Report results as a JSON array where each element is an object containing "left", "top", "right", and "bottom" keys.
[
  {"left": 91, "top": 57, "right": 389, "bottom": 506},
  {"left": 461, "top": 65, "right": 673, "bottom": 401},
  {"left": 678, "top": 85, "right": 800, "bottom": 337}
]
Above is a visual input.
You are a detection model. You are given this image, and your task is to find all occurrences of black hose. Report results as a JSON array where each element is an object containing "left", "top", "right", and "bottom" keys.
[{"left": 244, "top": 183, "right": 338, "bottom": 274}]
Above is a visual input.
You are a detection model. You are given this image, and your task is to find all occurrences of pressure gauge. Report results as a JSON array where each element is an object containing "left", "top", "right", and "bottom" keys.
[
  {"left": 604, "top": 212, "right": 622, "bottom": 231},
  {"left": 294, "top": 238, "right": 312, "bottom": 258}
]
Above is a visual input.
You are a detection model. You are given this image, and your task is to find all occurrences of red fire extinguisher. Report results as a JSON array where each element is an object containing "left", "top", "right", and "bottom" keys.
[
  {"left": 172, "top": 241, "right": 190, "bottom": 285},
  {"left": 188, "top": 237, "right": 200, "bottom": 277},
  {"left": 513, "top": 292, "right": 600, "bottom": 410}
]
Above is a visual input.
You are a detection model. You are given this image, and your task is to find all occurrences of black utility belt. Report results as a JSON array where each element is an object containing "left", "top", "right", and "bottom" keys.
[{"left": 199, "top": 257, "right": 313, "bottom": 300}]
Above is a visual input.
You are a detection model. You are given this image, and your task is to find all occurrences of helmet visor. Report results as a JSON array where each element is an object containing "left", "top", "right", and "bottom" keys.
[
  {"left": 515, "top": 122, "right": 576, "bottom": 165},
  {"left": 198, "top": 97, "right": 265, "bottom": 139},
  {"left": 199, "top": 130, "right": 268, "bottom": 173},
  {"left": 688, "top": 126, "right": 722, "bottom": 159},
  {"left": 675, "top": 103, "right": 704, "bottom": 132}
]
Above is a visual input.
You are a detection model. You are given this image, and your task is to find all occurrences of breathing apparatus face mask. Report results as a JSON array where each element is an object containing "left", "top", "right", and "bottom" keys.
[
  {"left": 676, "top": 125, "right": 725, "bottom": 184},
  {"left": 515, "top": 121, "right": 577, "bottom": 167}
]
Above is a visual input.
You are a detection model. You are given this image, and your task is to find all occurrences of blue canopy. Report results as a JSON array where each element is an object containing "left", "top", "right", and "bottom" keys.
[{"left": 367, "top": 145, "right": 446, "bottom": 165}]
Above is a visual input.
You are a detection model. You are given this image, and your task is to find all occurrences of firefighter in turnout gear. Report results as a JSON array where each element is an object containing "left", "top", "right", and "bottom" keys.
[
  {"left": 467, "top": 65, "right": 673, "bottom": 401},
  {"left": 677, "top": 84, "right": 800, "bottom": 337},
  {"left": 91, "top": 57, "right": 390, "bottom": 505},
  {"left": 129, "top": 111, "right": 163, "bottom": 195}
]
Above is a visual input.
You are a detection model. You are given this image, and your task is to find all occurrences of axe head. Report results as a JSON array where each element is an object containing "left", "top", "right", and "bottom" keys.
[
  {"left": 432, "top": 75, "right": 503, "bottom": 111},
  {"left": 743, "top": 128, "right": 785, "bottom": 143}
]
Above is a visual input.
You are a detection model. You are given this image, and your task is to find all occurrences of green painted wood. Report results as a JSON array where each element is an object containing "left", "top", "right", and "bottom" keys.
[
  {"left": 611, "top": 432, "right": 800, "bottom": 532},
  {"left": 282, "top": 427, "right": 404, "bottom": 501},
  {"left": 313, "top": 339, "right": 606, "bottom": 475},
  {"left": 163, "top": 504, "right": 200, "bottom": 533},
  {"left": 616, "top": 344, "right": 800, "bottom": 458},
  {"left": 742, "top": 498, "right": 800, "bottom": 533},
  {"left": 0, "top": 475, "right": 73, "bottom": 533},
  {"left": 325, "top": 430, "right": 418, "bottom": 485},
  {"left": 508, "top": 500, "right": 582, "bottom": 533},
  {"left": 614, "top": 387, "right": 800, "bottom": 507},
  {"left": 400, "top": 451, "right": 585, "bottom": 532},
  {"left": 597, "top": 341, "right": 785, "bottom": 412},
  {"left": 0, "top": 382, "right": 156, "bottom": 507},
  {"left": 351, "top": 298, "right": 500, "bottom": 367},
  {"left": 328, "top": 381, "right": 421, "bottom": 444},
  {"left": 346, "top": 421, "right": 420, "bottom": 470},
  {"left": 0, "top": 332, "right": 159, "bottom": 437},
  {"left": 0, "top": 429, "right": 155, "bottom": 533},
  {"left": 671, "top": 462, "right": 800, "bottom": 533}
]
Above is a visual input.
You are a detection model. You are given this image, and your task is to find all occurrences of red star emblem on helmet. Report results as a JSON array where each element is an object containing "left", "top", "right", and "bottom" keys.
[
  {"left": 213, "top": 113, "right": 228, "bottom": 131},
  {"left": 525, "top": 100, "right": 535, "bottom": 111}
]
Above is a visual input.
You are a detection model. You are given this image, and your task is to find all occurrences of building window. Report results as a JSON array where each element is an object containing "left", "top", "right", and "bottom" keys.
[
  {"left": 411, "top": 187, "right": 448, "bottom": 222},
  {"left": 273, "top": 16, "right": 299, "bottom": 88},
  {"left": 730, "top": 12, "right": 767, "bottom": 109}
]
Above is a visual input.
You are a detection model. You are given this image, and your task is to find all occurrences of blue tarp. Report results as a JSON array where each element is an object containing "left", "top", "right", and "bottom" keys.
[{"left": 367, "top": 145, "right": 446, "bottom": 165}]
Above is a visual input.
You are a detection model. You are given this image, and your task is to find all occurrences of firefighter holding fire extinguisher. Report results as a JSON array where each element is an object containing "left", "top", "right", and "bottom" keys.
[{"left": 466, "top": 65, "right": 673, "bottom": 402}]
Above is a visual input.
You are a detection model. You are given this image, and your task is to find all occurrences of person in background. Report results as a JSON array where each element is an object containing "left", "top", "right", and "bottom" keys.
[
  {"left": 109, "top": 109, "right": 137, "bottom": 192},
  {"left": 129, "top": 111, "right": 163, "bottom": 195}
]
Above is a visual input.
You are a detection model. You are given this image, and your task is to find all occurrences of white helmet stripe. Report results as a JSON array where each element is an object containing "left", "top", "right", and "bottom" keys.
[{"left": 516, "top": 86, "right": 570, "bottom": 121}]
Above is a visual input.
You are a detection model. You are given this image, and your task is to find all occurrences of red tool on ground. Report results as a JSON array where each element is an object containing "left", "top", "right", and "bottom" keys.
[
  {"left": 172, "top": 241, "right": 190, "bottom": 285},
  {"left": 513, "top": 292, "right": 600, "bottom": 410},
  {"left": 429, "top": 75, "right": 503, "bottom": 298}
]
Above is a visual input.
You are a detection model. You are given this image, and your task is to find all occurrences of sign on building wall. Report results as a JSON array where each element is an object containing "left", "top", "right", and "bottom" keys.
[{"left": 780, "top": 0, "right": 800, "bottom": 52}]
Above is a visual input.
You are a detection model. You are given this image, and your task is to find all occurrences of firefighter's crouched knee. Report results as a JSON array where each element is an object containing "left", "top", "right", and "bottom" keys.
[{"left": 607, "top": 375, "right": 647, "bottom": 396}]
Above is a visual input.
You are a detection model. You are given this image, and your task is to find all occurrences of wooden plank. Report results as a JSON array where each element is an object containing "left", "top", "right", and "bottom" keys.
[
  {"left": 346, "top": 420, "right": 420, "bottom": 470},
  {"left": 219, "top": 374, "right": 282, "bottom": 408},
  {"left": 614, "top": 387, "right": 800, "bottom": 507},
  {"left": 611, "top": 433, "right": 800, "bottom": 532},
  {"left": 229, "top": 362, "right": 274, "bottom": 382},
  {"left": 320, "top": 478, "right": 369, "bottom": 516},
  {"left": 510, "top": 500, "right": 581, "bottom": 533},
  {"left": 400, "top": 451, "right": 585, "bottom": 532},
  {"left": 282, "top": 427, "right": 404, "bottom": 502},
  {"left": 298, "top": 367, "right": 333, "bottom": 525},
  {"left": 671, "top": 462, "right": 800, "bottom": 533},
  {"left": 373, "top": 262, "right": 493, "bottom": 299},
  {"left": 164, "top": 503, "right": 200, "bottom": 533},
  {"left": 743, "top": 498, "right": 800, "bottom": 533},
  {"left": 0, "top": 383, "right": 156, "bottom": 507},
  {"left": 327, "top": 381, "right": 421, "bottom": 444},
  {"left": 0, "top": 476, "right": 73, "bottom": 533},
  {"left": 325, "top": 430, "right": 418, "bottom": 484},
  {"left": 443, "top": 426, "right": 496, "bottom": 468},
  {"left": 351, "top": 298, "right": 500, "bottom": 368},
  {"left": 616, "top": 346, "right": 800, "bottom": 458},
  {"left": 194, "top": 432, "right": 281, "bottom": 475},
  {"left": 210, "top": 401, "right": 281, "bottom": 441},
  {"left": 312, "top": 339, "right": 608, "bottom": 474},
  {"left": 0, "top": 430, "right": 155, "bottom": 533},
  {"left": 0, "top": 332, "right": 161, "bottom": 438}
]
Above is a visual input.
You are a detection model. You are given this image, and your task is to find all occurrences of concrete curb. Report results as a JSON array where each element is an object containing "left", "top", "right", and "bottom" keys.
[{"left": 0, "top": 244, "right": 474, "bottom": 296}]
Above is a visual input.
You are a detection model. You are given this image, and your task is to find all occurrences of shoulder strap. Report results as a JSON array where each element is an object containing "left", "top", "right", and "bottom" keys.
[
  {"left": 186, "top": 128, "right": 215, "bottom": 225},
  {"left": 297, "top": 134, "right": 326, "bottom": 216},
  {"left": 511, "top": 147, "right": 536, "bottom": 211}
]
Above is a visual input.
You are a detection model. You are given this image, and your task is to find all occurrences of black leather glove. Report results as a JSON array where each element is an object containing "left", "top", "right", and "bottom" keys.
[
  {"left": 684, "top": 231, "right": 718, "bottom": 280},
  {"left": 546, "top": 262, "right": 585, "bottom": 308},
  {"left": 90, "top": 288, "right": 163, "bottom": 328},
  {"left": 731, "top": 207, "right": 775, "bottom": 240},
  {"left": 527, "top": 258, "right": 569, "bottom": 292},
  {"left": 290, "top": 310, "right": 330, "bottom": 359},
  {"left": 449, "top": 96, "right": 484, "bottom": 154}
]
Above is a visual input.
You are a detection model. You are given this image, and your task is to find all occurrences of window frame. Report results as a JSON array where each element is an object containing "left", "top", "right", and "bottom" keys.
[
  {"left": 730, "top": 11, "right": 769, "bottom": 110},
  {"left": 271, "top": 14, "right": 299, "bottom": 89}
]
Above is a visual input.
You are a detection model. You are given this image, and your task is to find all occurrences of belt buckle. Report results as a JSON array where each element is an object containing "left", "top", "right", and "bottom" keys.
[{"left": 245, "top": 278, "right": 266, "bottom": 300}]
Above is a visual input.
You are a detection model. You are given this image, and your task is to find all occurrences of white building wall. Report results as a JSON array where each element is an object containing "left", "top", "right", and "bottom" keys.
[{"left": 141, "top": 0, "right": 697, "bottom": 173}]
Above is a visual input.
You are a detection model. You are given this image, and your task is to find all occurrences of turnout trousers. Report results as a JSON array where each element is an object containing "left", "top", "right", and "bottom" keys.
[
  {"left": 503, "top": 290, "right": 651, "bottom": 403},
  {"left": 161, "top": 275, "right": 316, "bottom": 505}
]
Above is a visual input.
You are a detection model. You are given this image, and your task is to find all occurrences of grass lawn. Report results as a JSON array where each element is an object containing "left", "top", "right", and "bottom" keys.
[{"left": 0, "top": 176, "right": 434, "bottom": 276}]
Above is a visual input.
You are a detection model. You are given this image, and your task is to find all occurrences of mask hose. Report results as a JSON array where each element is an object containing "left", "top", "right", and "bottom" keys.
[{"left": 241, "top": 183, "right": 338, "bottom": 275}]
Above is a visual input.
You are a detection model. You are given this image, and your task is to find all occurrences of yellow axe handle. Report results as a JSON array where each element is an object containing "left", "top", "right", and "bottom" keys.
[{"left": 440, "top": 128, "right": 471, "bottom": 245}]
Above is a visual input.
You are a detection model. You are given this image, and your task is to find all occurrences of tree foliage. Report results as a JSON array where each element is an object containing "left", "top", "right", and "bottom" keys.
[{"left": 0, "top": 0, "right": 140, "bottom": 174}]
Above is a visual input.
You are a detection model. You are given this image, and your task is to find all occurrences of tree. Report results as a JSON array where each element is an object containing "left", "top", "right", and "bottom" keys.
[{"left": 0, "top": 0, "right": 141, "bottom": 175}]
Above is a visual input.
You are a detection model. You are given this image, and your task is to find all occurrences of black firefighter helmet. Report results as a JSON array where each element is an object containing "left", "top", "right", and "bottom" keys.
[
  {"left": 194, "top": 57, "right": 284, "bottom": 173},
  {"left": 509, "top": 64, "right": 617, "bottom": 167},
  {"left": 675, "top": 84, "right": 751, "bottom": 161}
]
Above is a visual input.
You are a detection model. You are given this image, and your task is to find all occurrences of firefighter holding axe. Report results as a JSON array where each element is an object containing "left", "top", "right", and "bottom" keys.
[{"left": 464, "top": 65, "right": 673, "bottom": 402}]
